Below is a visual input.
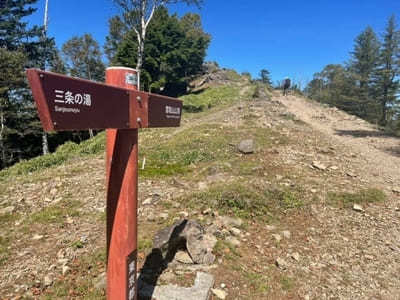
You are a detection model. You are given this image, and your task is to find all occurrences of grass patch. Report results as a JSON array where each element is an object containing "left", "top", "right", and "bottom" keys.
[
  {"left": 280, "top": 275, "right": 295, "bottom": 291},
  {"left": 139, "top": 124, "right": 286, "bottom": 179},
  {"left": 0, "top": 235, "right": 10, "bottom": 265},
  {"left": 181, "top": 85, "right": 241, "bottom": 112},
  {"left": 28, "top": 201, "right": 81, "bottom": 225},
  {"left": 139, "top": 124, "right": 237, "bottom": 178},
  {"left": 0, "top": 212, "right": 18, "bottom": 225},
  {"left": 214, "top": 240, "right": 241, "bottom": 259},
  {"left": 0, "top": 132, "right": 106, "bottom": 180},
  {"left": 327, "top": 188, "right": 386, "bottom": 208},
  {"left": 138, "top": 238, "right": 153, "bottom": 252},
  {"left": 184, "top": 182, "right": 304, "bottom": 219},
  {"left": 42, "top": 248, "right": 106, "bottom": 299},
  {"left": 244, "top": 271, "right": 269, "bottom": 294}
]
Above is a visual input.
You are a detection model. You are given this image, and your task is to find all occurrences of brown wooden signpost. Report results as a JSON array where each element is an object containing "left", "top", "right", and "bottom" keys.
[{"left": 26, "top": 67, "right": 182, "bottom": 300}]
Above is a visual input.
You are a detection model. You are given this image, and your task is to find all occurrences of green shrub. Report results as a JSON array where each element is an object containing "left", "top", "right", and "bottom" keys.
[
  {"left": 0, "top": 132, "right": 106, "bottom": 179},
  {"left": 181, "top": 85, "right": 241, "bottom": 112}
]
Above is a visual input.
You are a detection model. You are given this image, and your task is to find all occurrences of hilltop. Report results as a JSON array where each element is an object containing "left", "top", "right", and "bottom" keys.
[{"left": 0, "top": 69, "right": 400, "bottom": 299}]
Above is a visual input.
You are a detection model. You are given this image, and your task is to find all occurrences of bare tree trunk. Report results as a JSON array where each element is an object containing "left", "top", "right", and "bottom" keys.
[
  {"left": 0, "top": 109, "right": 6, "bottom": 168},
  {"left": 42, "top": 0, "right": 50, "bottom": 156},
  {"left": 136, "top": 40, "right": 145, "bottom": 90},
  {"left": 42, "top": 132, "right": 49, "bottom": 155},
  {"left": 89, "top": 129, "right": 94, "bottom": 138}
]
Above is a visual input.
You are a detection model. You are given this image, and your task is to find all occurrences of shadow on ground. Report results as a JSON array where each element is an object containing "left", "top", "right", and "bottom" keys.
[
  {"left": 138, "top": 220, "right": 188, "bottom": 300},
  {"left": 384, "top": 146, "right": 400, "bottom": 158},
  {"left": 335, "top": 129, "right": 396, "bottom": 138}
]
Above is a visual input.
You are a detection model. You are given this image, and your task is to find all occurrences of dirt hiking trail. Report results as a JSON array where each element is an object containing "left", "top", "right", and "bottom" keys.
[
  {"left": 276, "top": 93, "right": 400, "bottom": 188},
  {"left": 274, "top": 92, "right": 400, "bottom": 300}
]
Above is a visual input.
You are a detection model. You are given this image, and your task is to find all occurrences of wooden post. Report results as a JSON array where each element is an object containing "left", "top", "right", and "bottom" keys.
[{"left": 106, "top": 67, "right": 139, "bottom": 300}]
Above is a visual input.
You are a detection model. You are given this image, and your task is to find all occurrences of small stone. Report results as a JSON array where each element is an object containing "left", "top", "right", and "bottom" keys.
[
  {"left": 364, "top": 255, "right": 374, "bottom": 260},
  {"left": 147, "top": 212, "right": 157, "bottom": 222},
  {"left": 272, "top": 234, "right": 282, "bottom": 242},
  {"left": 237, "top": 139, "right": 255, "bottom": 154},
  {"left": 50, "top": 188, "right": 58, "bottom": 196},
  {"left": 276, "top": 257, "right": 288, "bottom": 269},
  {"left": 62, "top": 266, "right": 71, "bottom": 275},
  {"left": 179, "top": 211, "right": 189, "bottom": 218},
  {"left": 347, "top": 172, "right": 357, "bottom": 178},
  {"left": 44, "top": 197, "right": 52, "bottom": 202},
  {"left": 392, "top": 187, "right": 400, "bottom": 194},
  {"left": 276, "top": 175, "right": 284, "bottom": 181},
  {"left": 175, "top": 251, "right": 194, "bottom": 264},
  {"left": 198, "top": 182, "right": 208, "bottom": 190},
  {"left": 282, "top": 230, "right": 291, "bottom": 239},
  {"left": 0, "top": 206, "right": 15, "bottom": 215},
  {"left": 211, "top": 288, "right": 227, "bottom": 299},
  {"left": 66, "top": 217, "right": 74, "bottom": 224},
  {"left": 172, "top": 202, "right": 181, "bottom": 208},
  {"left": 143, "top": 198, "right": 153, "bottom": 205},
  {"left": 219, "top": 216, "right": 243, "bottom": 227},
  {"left": 329, "top": 166, "right": 339, "bottom": 170},
  {"left": 202, "top": 208, "right": 212, "bottom": 215},
  {"left": 159, "top": 212, "right": 169, "bottom": 220},
  {"left": 266, "top": 225, "right": 276, "bottom": 231},
  {"left": 160, "top": 271, "right": 175, "bottom": 282},
  {"left": 225, "top": 236, "right": 240, "bottom": 247},
  {"left": 353, "top": 204, "right": 364, "bottom": 212},
  {"left": 44, "top": 275, "right": 53, "bottom": 287},
  {"left": 94, "top": 272, "right": 106, "bottom": 291},
  {"left": 229, "top": 227, "right": 241, "bottom": 236},
  {"left": 310, "top": 189, "right": 317, "bottom": 194},
  {"left": 57, "top": 259, "right": 69, "bottom": 266},
  {"left": 291, "top": 252, "right": 300, "bottom": 261},
  {"left": 32, "top": 234, "right": 44, "bottom": 241},
  {"left": 220, "top": 283, "right": 226, "bottom": 289},
  {"left": 312, "top": 161, "right": 327, "bottom": 171}
]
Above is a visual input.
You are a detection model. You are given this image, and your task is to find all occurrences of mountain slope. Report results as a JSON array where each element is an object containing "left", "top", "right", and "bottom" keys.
[{"left": 0, "top": 77, "right": 399, "bottom": 299}]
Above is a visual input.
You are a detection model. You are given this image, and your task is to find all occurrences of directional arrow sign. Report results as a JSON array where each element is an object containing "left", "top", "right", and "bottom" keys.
[{"left": 26, "top": 69, "right": 182, "bottom": 131}]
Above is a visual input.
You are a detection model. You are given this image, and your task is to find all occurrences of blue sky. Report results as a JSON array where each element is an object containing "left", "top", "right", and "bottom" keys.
[{"left": 27, "top": 0, "right": 400, "bottom": 85}]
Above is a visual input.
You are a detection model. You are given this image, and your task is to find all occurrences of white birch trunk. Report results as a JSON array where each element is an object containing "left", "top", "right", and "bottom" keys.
[{"left": 0, "top": 109, "right": 6, "bottom": 167}]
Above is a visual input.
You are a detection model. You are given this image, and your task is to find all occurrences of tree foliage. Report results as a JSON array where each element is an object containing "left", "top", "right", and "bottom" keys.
[
  {"left": 259, "top": 69, "right": 272, "bottom": 86},
  {"left": 111, "top": 0, "right": 202, "bottom": 89},
  {"left": 62, "top": 34, "right": 105, "bottom": 82},
  {"left": 374, "top": 15, "right": 400, "bottom": 125},
  {"left": 307, "top": 17, "right": 400, "bottom": 130},
  {"left": 113, "top": 7, "right": 210, "bottom": 96},
  {"left": 0, "top": 0, "right": 49, "bottom": 168}
]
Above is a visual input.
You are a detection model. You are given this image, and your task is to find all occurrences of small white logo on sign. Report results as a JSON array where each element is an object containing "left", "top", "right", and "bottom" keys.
[
  {"left": 126, "top": 73, "right": 137, "bottom": 86},
  {"left": 165, "top": 105, "right": 181, "bottom": 119},
  {"left": 165, "top": 106, "right": 180, "bottom": 115}
]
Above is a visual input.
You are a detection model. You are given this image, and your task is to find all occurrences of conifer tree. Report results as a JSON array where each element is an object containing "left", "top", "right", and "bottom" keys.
[
  {"left": 114, "top": 7, "right": 210, "bottom": 96},
  {"left": 0, "top": 0, "right": 51, "bottom": 167},
  {"left": 112, "top": 0, "right": 202, "bottom": 90},
  {"left": 259, "top": 69, "right": 272, "bottom": 86},
  {"left": 350, "top": 26, "right": 381, "bottom": 120},
  {"left": 374, "top": 15, "right": 400, "bottom": 125}
]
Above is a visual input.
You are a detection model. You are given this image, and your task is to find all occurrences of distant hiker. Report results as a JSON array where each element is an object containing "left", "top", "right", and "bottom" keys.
[{"left": 283, "top": 77, "right": 291, "bottom": 96}]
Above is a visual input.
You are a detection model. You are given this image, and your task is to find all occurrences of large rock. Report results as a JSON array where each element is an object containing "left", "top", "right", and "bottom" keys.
[
  {"left": 139, "top": 272, "right": 214, "bottom": 300},
  {"left": 237, "top": 139, "right": 255, "bottom": 154},
  {"left": 153, "top": 219, "right": 216, "bottom": 265}
]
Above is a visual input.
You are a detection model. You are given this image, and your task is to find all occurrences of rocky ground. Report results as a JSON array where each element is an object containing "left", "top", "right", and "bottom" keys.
[{"left": 0, "top": 83, "right": 399, "bottom": 300}]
